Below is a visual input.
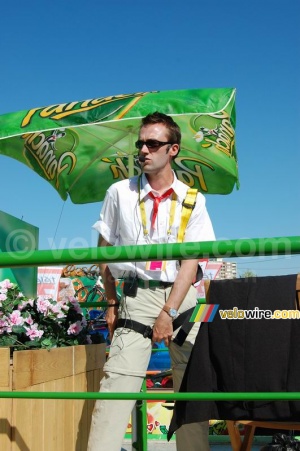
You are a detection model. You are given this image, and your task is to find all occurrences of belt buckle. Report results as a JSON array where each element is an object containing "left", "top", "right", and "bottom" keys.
[
  {"left": 143, "top": 325, "right": 153, "bottom": 339},
  {"left": 161, "top": 282, "right": 172, "bottom": 288}
]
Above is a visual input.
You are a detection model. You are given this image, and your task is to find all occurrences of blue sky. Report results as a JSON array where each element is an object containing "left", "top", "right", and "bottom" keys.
[{"left": 0, "top": 0, "right": 299, "bottom": 277}]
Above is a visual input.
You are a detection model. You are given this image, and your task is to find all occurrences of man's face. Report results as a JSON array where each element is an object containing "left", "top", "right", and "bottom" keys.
[{"left": 138, "top": 123, "right": 179, "bottom": 174}]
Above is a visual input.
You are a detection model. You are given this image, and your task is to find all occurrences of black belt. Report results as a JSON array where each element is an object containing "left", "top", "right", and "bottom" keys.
[
  {"left": 136, "top": 279, "right": 173, "bottom": 289},
  {"left": 116, "top": 319, "right": 153, "bottom": 339},
  {"left": 116, "top": 306, "right": 195, "bottom": 346}
]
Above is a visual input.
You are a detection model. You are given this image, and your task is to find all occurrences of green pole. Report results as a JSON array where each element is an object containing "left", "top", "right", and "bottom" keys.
[
  {"left": 132, "top": 379, "right": 148, "bottom": 451},
  {"left": 80, "top": 302, "right": 109, "bottom": 308},
  {"left": 1, "top": 392, "right": 300, "bottom": 401},
  {"left": 0, "top": 236, "right": 299, "bottom": 268}
]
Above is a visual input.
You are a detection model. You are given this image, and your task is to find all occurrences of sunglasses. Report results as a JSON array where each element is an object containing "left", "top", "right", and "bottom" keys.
[{"left": 135, "top": 139, "right": 175, "bottom": 150}]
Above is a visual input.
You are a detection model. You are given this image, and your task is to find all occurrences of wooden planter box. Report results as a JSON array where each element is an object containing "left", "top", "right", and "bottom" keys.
[{"left": 0, "top": 344, "right": 106, "bottom": 451}]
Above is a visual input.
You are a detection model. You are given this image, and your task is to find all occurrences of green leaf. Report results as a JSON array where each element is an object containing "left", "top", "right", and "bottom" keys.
[
  {"left": 0, "top": 335, "right": 18, "bottom": 346},
  {"left": 12, "top": 325, "right": 26, "bottom": 334}
]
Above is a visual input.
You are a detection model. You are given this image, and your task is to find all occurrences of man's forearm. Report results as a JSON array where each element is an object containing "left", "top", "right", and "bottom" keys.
[
  {"left": 100, "top": 263, "right": 118, "bottom": 304},
  {"left": 98, "top": 235, "right": 118, "bottom": 305},
  {"left": 165, "top": 259, "right": 199, "bottom": 310}
]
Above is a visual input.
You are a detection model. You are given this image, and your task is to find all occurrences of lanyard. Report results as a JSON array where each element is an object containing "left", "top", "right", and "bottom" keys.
[{"left": 138, "top": 176, "right": 177, "bottom": 238}]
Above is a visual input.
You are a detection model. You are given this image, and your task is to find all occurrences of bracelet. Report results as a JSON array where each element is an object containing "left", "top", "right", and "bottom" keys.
[{"left": 107, "top": 303, "right": 119, "bottom": 307}]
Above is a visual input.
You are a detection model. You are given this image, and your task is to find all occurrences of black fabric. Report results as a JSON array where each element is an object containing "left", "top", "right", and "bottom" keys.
[
  {"left": 168, "top": 274, "right": 300, "bottom": 440},
  {"left": 172, "top": 307, "right": 195, "bottom": 346},
  {"left": 172, "top": 307, "right": 194, "bottom": 332}
]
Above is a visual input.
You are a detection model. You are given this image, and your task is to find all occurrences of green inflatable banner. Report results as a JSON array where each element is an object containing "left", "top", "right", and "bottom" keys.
[{"left": 0, "top": 88, "right": 238, "bottom": 204}]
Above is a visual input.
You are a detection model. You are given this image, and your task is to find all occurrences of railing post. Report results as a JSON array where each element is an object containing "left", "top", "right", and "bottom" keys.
[{"left": 131, "top": 379, "right": 148, "bottom": 450}]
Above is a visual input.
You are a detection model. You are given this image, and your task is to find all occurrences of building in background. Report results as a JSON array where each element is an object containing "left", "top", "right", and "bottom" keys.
[{"left": 215, "top": 260, "right": 237, "bottom": 279}]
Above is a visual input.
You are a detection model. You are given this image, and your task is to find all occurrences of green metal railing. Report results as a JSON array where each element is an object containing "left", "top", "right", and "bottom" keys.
[
  {"left": 1, "top": 236, "right": 300, "bottom": 450},
  {"left": 1, "top": 236, "right": 299, "bottom": 268},
  {"left": 1, "top": 391, "right": 300, "bottom": 401}
]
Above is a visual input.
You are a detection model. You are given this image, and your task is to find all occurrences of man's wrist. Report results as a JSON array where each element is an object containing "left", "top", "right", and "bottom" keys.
[{"left": 162, "top": 305, "right": 178, "bottom": 319}]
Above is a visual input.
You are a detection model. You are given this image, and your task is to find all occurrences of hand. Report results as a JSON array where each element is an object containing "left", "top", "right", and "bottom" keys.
[
  {"left": 152, "top": 311, "right": 173, "bottom": 347},
  {"left": 106, "top": 306, "right": 119, "bottom": 341}
]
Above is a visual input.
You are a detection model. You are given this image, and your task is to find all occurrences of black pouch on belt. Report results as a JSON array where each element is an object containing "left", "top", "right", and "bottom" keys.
[{"left": 123, "top": 276, "right": 138, "bottom": 297}]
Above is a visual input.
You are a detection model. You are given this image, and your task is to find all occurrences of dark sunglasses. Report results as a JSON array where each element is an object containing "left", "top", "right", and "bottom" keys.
[{"left": 135, "top": 139, "right": 175, "bottom": 150}]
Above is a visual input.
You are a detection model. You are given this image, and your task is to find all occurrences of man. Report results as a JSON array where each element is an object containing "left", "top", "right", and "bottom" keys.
[{"left": 88, "top": 112, "right": 215, "bottom": 451}]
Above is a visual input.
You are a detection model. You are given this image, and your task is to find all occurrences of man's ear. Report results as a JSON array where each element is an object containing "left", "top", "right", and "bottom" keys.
[{"left": 169, "top": 143, "right": 179, "bottom": 158}]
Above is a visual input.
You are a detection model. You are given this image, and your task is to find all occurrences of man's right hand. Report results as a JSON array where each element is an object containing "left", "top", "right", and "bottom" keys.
[
  {"left": 152, "top": 310, "right": 173, "bottom": 347},
  {"left": 98, "top": 235, "right": 119, "bottom": 341}
]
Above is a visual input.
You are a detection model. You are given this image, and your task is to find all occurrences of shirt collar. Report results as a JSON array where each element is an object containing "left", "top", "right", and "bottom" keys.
[{"left": 139, "top": 172, "right": 187, "bottom": 201}]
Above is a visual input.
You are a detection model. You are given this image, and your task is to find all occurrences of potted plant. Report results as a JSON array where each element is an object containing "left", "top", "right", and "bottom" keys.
[{"left": 0, "top": 279, "right": 106, "bottom": 450}]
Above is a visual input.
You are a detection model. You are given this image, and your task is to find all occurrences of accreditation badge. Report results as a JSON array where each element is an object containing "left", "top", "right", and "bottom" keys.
[{"left": 145, "top": 261, "right": 167, "bottom": 271}]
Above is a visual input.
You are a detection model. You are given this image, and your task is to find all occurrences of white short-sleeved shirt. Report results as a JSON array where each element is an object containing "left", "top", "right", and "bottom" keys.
[{"left": 93, "top": 173, "right": 215, "bottom": 281}]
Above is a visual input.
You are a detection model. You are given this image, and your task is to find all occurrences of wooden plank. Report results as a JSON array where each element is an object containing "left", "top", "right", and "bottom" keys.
[
  {"left": 29, "top": 384, "right": 45, "bottom": 451},
  {"left": 12, "top": 389, "right": 33, "bottom": 451},
  {"left": 0, "top": 400, "right": 13, "bottom": 450},
  {"left": 73, "top": 372, "right": 92, "bottom": 451},
  {"left": 237, "top": 420, "right": 300, "bottom": 430},
  {"left": 31, "top": 347, "right": 74, "bottom": 387},
  {"left": 226, "top": 420, "right": 242, "bottom": 451},
  {"left": 43, "top": 380, "right": 59, "bottom": 451},
  {"left": 0, "top": 348, "right": 12, "bottom": 450},
  {"left": 88, "top": 343, "right": 106, "bottom": 371},
  {"left": 0, "top": 348, "right": 11, "bottom": 389},
  {"left": 1, "top": 345, "right": 104, "bottom": 450},
  {"left": 51, "top": 378, "right": 67, "bottom": 451},
  {"left": 13, "top": 347, "right": 74, "bottom": 389},
  {"left": 63, "top": 375, "right": 75, "bottom": 451},
  {"left": 74, "top": 343, "right": 106, "bottom": 374}
]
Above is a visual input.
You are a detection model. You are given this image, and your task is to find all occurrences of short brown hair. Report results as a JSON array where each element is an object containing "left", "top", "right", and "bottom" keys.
[{"left": 140, "top": 112, "right": 181, "bottom": 151}]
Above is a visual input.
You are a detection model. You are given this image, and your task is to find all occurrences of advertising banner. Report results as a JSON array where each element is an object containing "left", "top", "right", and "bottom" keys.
[{"left": 0, "top": 88, "right": 238, "bottom": 204}]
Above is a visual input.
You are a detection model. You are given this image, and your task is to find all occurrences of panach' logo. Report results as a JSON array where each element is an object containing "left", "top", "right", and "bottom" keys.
[
  {"left": 191, "top": 111, "right": 235, "bottom": 157},
  {"left": 22, "top": 129, "right": 77, "bottom": 189}
]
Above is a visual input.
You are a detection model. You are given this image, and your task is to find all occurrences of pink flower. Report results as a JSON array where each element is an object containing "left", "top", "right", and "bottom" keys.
[
  {"left": 9, "top": 310, "right": 24, "bottom": 326},
  {"left": 25, "top": 324, "right": 44, "bottom": 340},
  {"left": 36, "top": 297, "right": 51, "bottom": 315},
  {"left": 0, "top": 279, "right": 14, "bottom": 290},
  {"left": 24, "top": 315, "right": 34, "bottom": 325},
  {"left": 0, "top": 278, "right": 88, "bottom": 348},
  {"left": 50, "top": 303, "right": 67, "bottom": 318},
  {"left": 67, "top": 321, "right": 83, "bottom": 335}
]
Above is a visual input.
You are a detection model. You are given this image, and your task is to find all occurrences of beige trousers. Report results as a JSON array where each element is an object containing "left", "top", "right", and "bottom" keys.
[{"left": 87, "top": 285, "right": 209, "bottom": 451}]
